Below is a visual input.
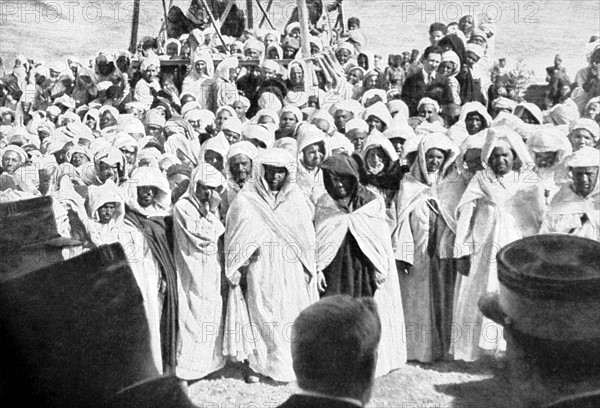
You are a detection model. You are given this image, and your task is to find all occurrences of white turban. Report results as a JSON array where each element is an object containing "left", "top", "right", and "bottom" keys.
[
  {"left": 565, "top": 146, "right": 600, "bottom": 169},
  {"left": 417, "top": 97, "right": 441, "bottom": 113},
  {"left": 140, "top": 54, "right": 161, "bottom": 71},
  {"left": 345, "top": 118, "right": 369, "bottom": 134},
  {"left": 570, "top": 118, "right": 600, "bottom": 142},
  {"left": 280, "top": 105, "right": 303, "bottom": 123}
]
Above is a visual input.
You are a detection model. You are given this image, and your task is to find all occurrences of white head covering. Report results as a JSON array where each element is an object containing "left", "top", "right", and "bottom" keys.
[
  {"left": 362, "top": 101, "right": 393, "bottom": 130},
  {"left": 87, "top": 179, "right": 124, "bottom": 222},
  {"left": 387, "top": 99, "right": 409, "bottom": 122},
  {"left": 361, "top": 132, "right": 399, "bottom": 164},
  {"left": 585, "top": 96, "right": 600, "bottom": 110},
  {"left": 243, "top": 38, "right": 265, "bottom": 57},
  {"left": 116, "top": 117, "right": 146, "bottom": 138},
  {"left": 441, "top": 50, "right": 461, "bottom": 77},
  {"left": 183, "top": 163, "right": 227, "bottom": 209},
  {"left": 456, "top": 132, "right": 487, "bottom": 172},
  {"left": 200, "top": 133, "right": 230, "bottom": 166},
  {"left": 214, "top": 57, "right": 239, "bottom": 81},
  {"left": 296, "top": 124, "right": 327, "bottom": 159},
  {"left": 527, "top": 127, "right": 573, "bottom": 166},
  {"left": 164, "top": 134, "right": 200, "bottom": 166},
  {"left": 190, "top": 49, "right": 214, "bottom": 78},
  {"left": 482, "top": 126, "right": 534, "bottom": 171},
  {"left": 261, "top": 59, "right": 280, "bottom": 75},
  {"left": 221, "top": 116, "right": 243, "bottom": 135},
  {"left": 65, "top": 144, "right": 93, "bottom": 163},
  {"left": 552, "top": 145, "right": 600, "bottom": 190},
  {"left": 252, "top": 108, "right": 280, "bottom": 127},
  {"left": 256, "top": 147, "right": 296, "bottom": 179},
  {"left": 181, "top": 101, "right": 201, "bottom": 118},
  {"left": 344, "top": 118, "right": 369, "bottom": 134},
  {"left": 257, "top": 92, "right": 283, "bottom": 111},
  {"left": 564, "top": 145, "right": 600, "bottom": 169},
  {"left": 271, "top": 136, "right": 296, "bottom": 154},
  {"left": 417, "top": 97, "right": 441, "bottom": 113},
  {"left": 570, "top": 118, "right": 600, "bottom": 142},
  {"left": 243, "top": 124, "right": 275, "bottom": 149},
  {"left": 227, "top": 140, "right": 259, "bottom": 162},
  {"left": 465, "top": 43, "right": 484, "bottom": 59},
  {"left": 285, "top": 22, "right": 301, "bottom": 35},
  {"left": 99, "top": 105, "right": 120, "bottom": 122},
  {"left": 308, "top": 109, "right": 336, "bottom": 136},
  {"left": 326, "top": 134, "right": 355, "bottom": 155},
  {"left": 415, "top": 121, "right": 447, "bottom": 136},
  {"left": 514, "top": 102, "right": 544, "bottom": 125},
  {"left": 125, "top": 166, "right": 171, "bottom": 214},
  {"left": 411, "top": 133, "right": 460, "bottom": 185},
  {"left": 216, "top": 105, "right": 237, "bottom": 120},
  {"left": 1, "top": 145, "right": 28, "bottom": 163},
  {"left": 384, "top": 121, "right": 417, "bottom": 142},
  {"left": 185, "top": 109, "right": 215, "bottom": 133},
  {"left": 280, "top": 105, "right": 303, "bottom": 124},
  {"left": 330, "top": 99, "right": 363, "bottom": 119},
  {"left": 360, "top": 89, "right": 387, "bottom": 107},
  {"left": 492, "top": 97, "right": 517, "bottom": 113},
  {"left": 459, "top": 101, "right": 492, "bottom": 128},
  {"left": 140, "top": 54, "right": 161, "bottom": 71}
]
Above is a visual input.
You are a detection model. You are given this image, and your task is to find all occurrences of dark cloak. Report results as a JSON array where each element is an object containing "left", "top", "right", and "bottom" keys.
[
  {"left": 319, "top": 154, "right": 379, "bottom": 298},
  {"left": 124, "top": 206, "right": 178, "bottom": 375}
]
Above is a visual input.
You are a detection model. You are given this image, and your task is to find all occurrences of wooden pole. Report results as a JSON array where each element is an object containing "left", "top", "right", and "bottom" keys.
[
  {"left": 198, "top": 0, "right": 230, "bottom": 55},
  {"left": 297, "top": 0, "right": 313, "bottom": 93},
  {"left": 297, "top": 0, "right": 311, "bottom": 59},
  {"left": 246, "top": 0, "right": 254, "bottom": 29},
  {"left": 128, "top": 0, "right": 141, "bottom": 54},
  {"left": 337, "top": 2, "right": 345, "bottom": 34},
  {"left": 255, "top": 0, "right": 275, "bottom": 30},
  {"left": 161, "top": 0, "right": 170, "bottom": 44},
  {"left": 258, "top": 0, "right": 274, "bottom": 28}
]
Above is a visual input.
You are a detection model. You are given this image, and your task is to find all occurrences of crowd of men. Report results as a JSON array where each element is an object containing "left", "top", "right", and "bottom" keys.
[{"left": 0, "top": 5, "right": 599, "bottom": 394}]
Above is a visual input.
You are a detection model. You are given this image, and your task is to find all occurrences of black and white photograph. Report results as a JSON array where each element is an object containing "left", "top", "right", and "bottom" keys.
[{"left": 0, "top": 0, "right": 599, "bottom": 407}]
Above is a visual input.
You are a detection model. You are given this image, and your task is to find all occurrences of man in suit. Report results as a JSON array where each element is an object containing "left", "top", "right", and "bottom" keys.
[
  {"left": 402, "top": 45, "right": 445, "bottom": 117},
  {"left": 276, "top": 295, "right": 381, "bottom": 408}
]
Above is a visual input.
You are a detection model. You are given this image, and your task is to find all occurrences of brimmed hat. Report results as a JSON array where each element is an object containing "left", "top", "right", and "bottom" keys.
[
  {"left": 0, "top": 243, "right": 161, "bottom": 406},
  {"left": 0, "top": 196, "right": 81, "bottom": 253}
]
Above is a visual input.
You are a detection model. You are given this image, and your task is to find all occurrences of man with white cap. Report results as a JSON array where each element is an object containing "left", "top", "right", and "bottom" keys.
[
  {"left": 491, "top": 96, "right": 517, "bottom": 118},
  {"left": 221, "top": 116, "right": 243, "bottom": 144},
  {"left": 344, "top": 118, "right": 369, "bottom": 152},
  {"left": 331, "top": 99, "right": 363, "bottom": 134},
  {"left": 93, "top": 146, "right": 126, "bottom": 185},
  {"left": 568, "top": 118, "right": 600, "bottom": 151},
  {"left": 527, "top": 127, "right": 573, "bottom": 203},
  {"left": 134, "top": 54, "right": 162, "bottom": 110},
  {"left": 1, "top": 145, "right": 27, "bottom": 175},
  {"left": 221, "top": 141, "right": 259, "bottom": 216},
  {"left": 541, "top": 146, "right": 600, "bottom": 240}
]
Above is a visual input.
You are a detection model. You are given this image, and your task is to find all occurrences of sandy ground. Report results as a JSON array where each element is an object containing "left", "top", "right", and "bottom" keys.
[{"left": 188, "top": 358, "right": 515, "bottom": 407}]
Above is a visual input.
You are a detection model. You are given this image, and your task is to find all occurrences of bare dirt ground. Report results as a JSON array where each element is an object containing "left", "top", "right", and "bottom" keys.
[{"left": 189, "top": 358, "right": 515, "bottom": 407}]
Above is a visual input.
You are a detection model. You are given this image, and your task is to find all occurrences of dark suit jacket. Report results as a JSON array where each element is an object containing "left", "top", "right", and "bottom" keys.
[
  {"left": 401, "top": 70, "right": 448, "bottom": 116},
  {"left": 277, "top": 394, "right": 362, "bottom": 408}
]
